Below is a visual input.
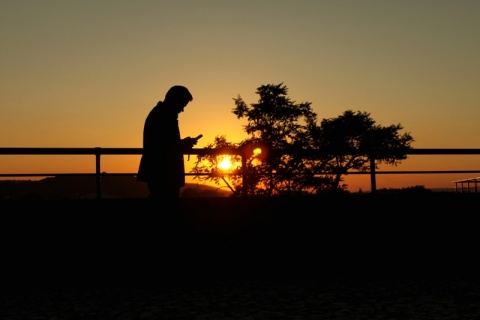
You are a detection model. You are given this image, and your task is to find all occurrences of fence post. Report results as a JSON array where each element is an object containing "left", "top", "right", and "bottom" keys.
[
  {"left": 370, "top": 156, "right": 376, "bottom": 194},
  {"left": 95, "top": 147, "right": 102, "bottom": 199},
  {"left": 241, "top": 155, "right": 247, "bottom": 197}
]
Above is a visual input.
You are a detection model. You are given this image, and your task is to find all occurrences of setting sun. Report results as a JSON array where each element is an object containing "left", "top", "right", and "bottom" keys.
[{"left": 217, "top": 156, "right": 233, "bottom": 171}]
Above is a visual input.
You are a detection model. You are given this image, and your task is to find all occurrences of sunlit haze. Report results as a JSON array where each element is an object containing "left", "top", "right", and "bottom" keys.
[{"left": 1, "top": 1, "right": 479, "bottom": 192}]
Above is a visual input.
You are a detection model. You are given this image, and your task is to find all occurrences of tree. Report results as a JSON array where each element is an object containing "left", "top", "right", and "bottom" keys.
[
  {"left": 234, "top": 83, "right": 323, "bottom": 196},
  {"left": 193, "top": 83, "right": 319, "bottom": 196},
  {"left": 310, "top": 110, "right": 414, "bottom": 190},
  {"left": 191, "top": 135, "right": 244, "bottom": 196}
]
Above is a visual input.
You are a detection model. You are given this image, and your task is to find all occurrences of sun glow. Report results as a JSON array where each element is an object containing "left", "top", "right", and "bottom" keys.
[
  {"left": 253, "top": 148, "right": 262, "bottom": 157},
  {"left": 217, "top": 156, "right": 233, "bottom": 171}
]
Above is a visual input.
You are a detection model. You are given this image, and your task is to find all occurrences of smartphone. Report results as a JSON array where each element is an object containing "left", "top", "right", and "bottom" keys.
[{"left": 195, "top": 134, "right": 203, "bottom": 140}]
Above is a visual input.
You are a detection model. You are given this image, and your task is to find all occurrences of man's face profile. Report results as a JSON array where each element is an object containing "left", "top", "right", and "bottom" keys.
[{"left": 175, "top": 98, "right": 189, "bottom": 114}]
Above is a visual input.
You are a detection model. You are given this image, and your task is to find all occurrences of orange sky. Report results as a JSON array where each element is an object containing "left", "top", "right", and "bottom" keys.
[{"left": 1, "top": 1, "right": 479, "bottom": 192}]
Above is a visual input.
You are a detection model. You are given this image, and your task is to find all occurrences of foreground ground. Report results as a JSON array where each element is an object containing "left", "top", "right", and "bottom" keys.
[{"left": 1, "top": 193, "right": 480, "bottom": 319}]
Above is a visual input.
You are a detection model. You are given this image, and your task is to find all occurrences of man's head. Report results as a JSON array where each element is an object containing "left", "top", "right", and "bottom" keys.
[{"left": 164, "top": 85, "right": 193, "bottom": 113}]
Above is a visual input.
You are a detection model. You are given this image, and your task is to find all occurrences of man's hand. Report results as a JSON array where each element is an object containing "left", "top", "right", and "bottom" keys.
[{"left": 183, "top": 136, "right": 199, "bottom": 148}]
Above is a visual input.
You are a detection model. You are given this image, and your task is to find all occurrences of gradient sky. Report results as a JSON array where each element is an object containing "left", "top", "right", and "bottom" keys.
[{"left": 1, "top": 0, "right": 479, "bottom": 192}]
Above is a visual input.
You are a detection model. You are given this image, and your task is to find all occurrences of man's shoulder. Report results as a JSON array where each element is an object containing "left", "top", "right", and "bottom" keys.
[
  {"left": 145, "top": 105, "right": 177, "bottom": 126},
  {"left": 147, "top": 103, "right": 164, "bottom": 118}
]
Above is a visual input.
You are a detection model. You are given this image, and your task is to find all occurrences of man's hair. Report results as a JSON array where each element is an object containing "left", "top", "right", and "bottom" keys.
[{"left": 165, "top": 85, "right": 193, "bottom": 103}]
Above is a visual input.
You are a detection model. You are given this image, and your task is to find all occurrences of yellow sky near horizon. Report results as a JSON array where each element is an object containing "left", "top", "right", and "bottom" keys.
[{"left": 1, "top": 0, "right": 479, "bottom": 192}]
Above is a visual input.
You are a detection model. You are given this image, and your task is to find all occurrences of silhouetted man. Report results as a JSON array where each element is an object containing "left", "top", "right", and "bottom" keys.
[{"left": 137, "top": 85, "right": 200, "bottom": 206}]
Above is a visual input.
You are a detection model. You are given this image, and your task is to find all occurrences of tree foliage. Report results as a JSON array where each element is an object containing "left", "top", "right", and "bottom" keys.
[
  {"left": 311, "top": 110, "right": 414, "bottom": 190},
  {"left": 193, "top": 83, "right": 318, "bottom": 196},
  {"left": 192, "top": 83, "right": 414, "bottom": 196},
  {"left": 190, "top": 135, "right": 243, "bottom": 196},
  {"left": 231, "top": 83, "right": 320, "bottom": 196}
]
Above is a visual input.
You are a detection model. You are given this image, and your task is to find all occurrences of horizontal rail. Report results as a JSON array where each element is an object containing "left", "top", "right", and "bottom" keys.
[
  {"left": 406, "top": 149, "right": 480, "bottom": 155},
  {"left": 2, "top": 147, "right": 480, "bottom": 155},
  {"left": 453, "top": 177, "right": 480, "bottom": 182}
]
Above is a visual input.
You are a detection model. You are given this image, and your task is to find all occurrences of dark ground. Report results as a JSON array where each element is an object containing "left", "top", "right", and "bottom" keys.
[{"left": 1, "top": 193, "right": 480, "bottom": 319}]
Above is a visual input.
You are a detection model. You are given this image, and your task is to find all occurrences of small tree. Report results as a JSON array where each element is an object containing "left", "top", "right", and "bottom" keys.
[
  {"left": 191, "top": 135, "right": 244, "bottom": 196},
  {"left": 310, "top": 110, "right": 414, "bottom": 190}
]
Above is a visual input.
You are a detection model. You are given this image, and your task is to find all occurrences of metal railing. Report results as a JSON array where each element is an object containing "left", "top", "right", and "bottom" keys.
[
  {"left": 453, "top": 177, "right": 480, "bottom": 193},
  {"left": 1, "top": 147, "right": 480, "bottom": 198}
]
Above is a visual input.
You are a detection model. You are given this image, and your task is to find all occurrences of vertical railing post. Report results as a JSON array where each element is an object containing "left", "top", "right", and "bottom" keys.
[
  {"left": 241, "top": 155, "right": 247, "bottom": 197},
  {"left": 370, "top": 155, "right": 377, "bottom": 194},
  {"left": 95, "top": 147, "right": 102, "bottom": 199}
]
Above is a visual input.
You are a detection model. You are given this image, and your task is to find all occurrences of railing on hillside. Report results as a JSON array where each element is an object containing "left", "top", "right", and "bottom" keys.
[
  {"left": 1, "top": 147, "right": 480, "bottom": 198},
  {"left": 453, "top": 177, "right": 480, "bottom": 193}
]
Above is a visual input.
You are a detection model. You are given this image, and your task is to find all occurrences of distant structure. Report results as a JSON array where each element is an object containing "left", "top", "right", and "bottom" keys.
[{"left": 453, "top": 177, "right": 480, "bottom": 193}]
